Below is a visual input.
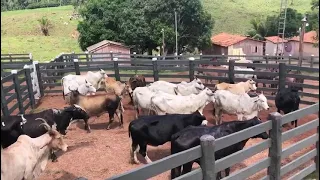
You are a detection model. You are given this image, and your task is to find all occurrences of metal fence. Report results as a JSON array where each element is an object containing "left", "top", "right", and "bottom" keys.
[
  {"left": 107, "top": 103, "right": 319, "bottom": 180},
  {"left": 34, "top": 54, "right": 319, "bottom": 105},
  {"left": 1, "top": 67, "right": 36, "bottom": 117},
  {"left": 1, "top": 53, "right": 33, "bottom": 77}
]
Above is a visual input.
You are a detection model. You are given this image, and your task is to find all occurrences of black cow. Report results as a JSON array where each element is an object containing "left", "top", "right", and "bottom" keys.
[
  {"left": 1, "top": 105, "right": 89, "bottom": 161},
  {"left": 128, "top": 111, "right": 208, "bottom": 164},
  {"left": 275, "top": 86, "right": 301, "bottom": 128},
  {"left": 170, "top": 117, "right": 269, "bottom": 179}
]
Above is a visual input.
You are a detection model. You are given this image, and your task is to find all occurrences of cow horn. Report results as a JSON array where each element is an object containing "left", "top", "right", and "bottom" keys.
[
  {"left": 85, "top": 79, "right": 88, "bottom": 83},
  {"left": 36, "top": 118, "right": 51, "bottom": 131}
]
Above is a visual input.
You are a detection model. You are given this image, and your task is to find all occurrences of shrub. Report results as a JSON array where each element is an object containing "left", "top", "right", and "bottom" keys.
[
  {"left": 26, "top": 2, "right": 60, "bottom": 9},
  {"left": 38, "top": 16, "right": 51, "bottom": 36}
]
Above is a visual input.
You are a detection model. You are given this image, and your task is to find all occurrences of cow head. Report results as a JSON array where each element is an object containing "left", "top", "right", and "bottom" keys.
[
  {"left": 58, "top": 104, "right": 89, "bottom": 135},
  {"left": 251, "top": 117, "right": 269, "bottom": 139},
  {"left": 99, "top": 69, "right": 106, "bottom": 76},
  {"left": 254, "top": 92, "right": 269, "bottom": 111},
  {"left": 37, "top": 118, "right": 68, "bottom": 152},
  {"left": 247, "top": 79, "right": 257, "bottom": 91},
  {"left": 83, "top": 79, "right": 96, "bottom": 94}
]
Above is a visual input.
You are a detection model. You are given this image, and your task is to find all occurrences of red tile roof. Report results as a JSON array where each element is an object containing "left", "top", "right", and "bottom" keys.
[
  {"left": 86, "top": 40, "right": 128, "bottom": 52},
  {"left": 289, "top": 31, "right": 318, "bottom": 44},
  {"left": 211, "top": 33, "right": 248, "bottom": 47},
  {"left": 265, "top": 36, "right": 288, "bottom": 43}
]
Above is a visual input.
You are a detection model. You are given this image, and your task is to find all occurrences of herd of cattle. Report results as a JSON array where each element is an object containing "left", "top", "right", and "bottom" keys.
[{"left": 1, "top": 66, "right": 302, "bottom": 180}]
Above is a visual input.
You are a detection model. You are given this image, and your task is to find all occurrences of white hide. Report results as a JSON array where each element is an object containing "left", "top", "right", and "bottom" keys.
[
  {"left": 148, "top": 80, "right": 205, "bottom": 96},
  {"left": 180, "top": 78, "right": 203, "bottom": 86},
  {"left": 213, "top": 90, "right": 269, "bottom": 125},
  {"left": 132, "top": 87, "right": 175, "bottom": 118},
  {"left": 150, "top": 87, "right": 215, "bottom": 115},
  {"left": 62, "top": 75, "right": 97, "bottom": 95},
  {"left": 234, "top": 66, "right": 257, "bottom": 79}
]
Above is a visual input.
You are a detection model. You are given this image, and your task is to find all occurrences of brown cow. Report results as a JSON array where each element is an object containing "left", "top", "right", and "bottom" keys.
[
  {"left": 127, "top": 75, "right": 147, "bottom": 104},
  {"left": 1, "top": 118, "right": 68, "bottom": 180}
]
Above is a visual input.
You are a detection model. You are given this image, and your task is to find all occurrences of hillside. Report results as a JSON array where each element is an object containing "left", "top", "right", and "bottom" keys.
[{"left": 1, "top": 0, "right": 313, "bottom": 61}]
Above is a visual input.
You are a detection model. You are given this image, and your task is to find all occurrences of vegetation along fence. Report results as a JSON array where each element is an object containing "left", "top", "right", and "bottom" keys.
[
  {"left": 107, "top": 103, "right": 319, "bottom": 180},
  {"left": 34, "top": 53, "right": 319, "bottom": 105},
  {"left": 1, "top": 67, "right": 36, "bottom": 117}
]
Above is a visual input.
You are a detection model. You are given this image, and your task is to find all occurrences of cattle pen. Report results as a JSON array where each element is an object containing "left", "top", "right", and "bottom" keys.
[{"left": 1, "top": 52, "right": 319, "bottom": 180}]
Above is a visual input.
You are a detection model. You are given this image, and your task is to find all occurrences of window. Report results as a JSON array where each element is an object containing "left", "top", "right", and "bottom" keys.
[{"left": 255, "top": 46, "right": 258, "bottom": 53}]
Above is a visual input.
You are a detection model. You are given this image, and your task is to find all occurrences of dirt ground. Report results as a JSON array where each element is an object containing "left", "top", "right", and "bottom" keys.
[{"left": 33, "top": 79, "right": 319, "bottom": 180}]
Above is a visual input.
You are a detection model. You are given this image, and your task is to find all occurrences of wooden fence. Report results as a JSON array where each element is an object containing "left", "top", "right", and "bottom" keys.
[
  {"left": 1, "top": 53, "right": 33, "bottom": 77},
  {"left": 1, "top": 67, "right": 36, "bottom": 117},
  {"left": 35, "top": 55, "right": 319, "bottom": 105},
  {"left": 106, "top": 103, "right": 319, "bottom": 180}
]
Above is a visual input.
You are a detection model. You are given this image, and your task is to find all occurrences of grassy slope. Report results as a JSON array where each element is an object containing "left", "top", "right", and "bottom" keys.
[
  {"left": 1, "top": 6, "right": 81, "bottom": 61},
  {"left": 1, "top": 1, "right": 312, "bottom": 61}
]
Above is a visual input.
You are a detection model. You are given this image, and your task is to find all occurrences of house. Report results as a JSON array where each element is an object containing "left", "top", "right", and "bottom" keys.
[
  {"left": 86, "top": 40, "right": 131, "bottom": 61},
  {"left": 265, "top": 36, "right": 288, "bottom": 56},
  {"left": 203, "top": 32, "right": 265, "bottom": 59},
  {"left": 283, "top": 31, "right": 319, "bottom": 57}
]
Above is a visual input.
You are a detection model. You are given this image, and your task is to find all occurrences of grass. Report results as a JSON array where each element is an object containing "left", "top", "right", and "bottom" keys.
[
  {"left": 1, "top": 1, "right": 313, "bottom": 61},
  {"left": 304, "top": 171, "right": 318, "bottom": 179},
  {"left": 1, "top": 6, "right": 81, "bottom": 61}
]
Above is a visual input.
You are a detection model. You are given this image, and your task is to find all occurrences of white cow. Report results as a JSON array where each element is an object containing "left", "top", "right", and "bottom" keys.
[
  {"left": 234, "top": 66, "right": 257, "bottom": 79},
  {"left": 150, "top": 87, "right": 215, "bottom": 119},
  {"left": 62, "top": 69, "right": 106, "bottom": 96},
  {"left": 213, "top": 90, "right": 269, "bottom": 125},
  {"left": 180, "top": 77, "right": 203, "bottom": 86},
  {"left": 132, "top": 87, "right": 176, "bottom": 118},
  {"left": 148, "top": 79, "right": 205, "bottom": 96},
  {"left": 61, "top": 78, "right": 96, "bottom": 104}
]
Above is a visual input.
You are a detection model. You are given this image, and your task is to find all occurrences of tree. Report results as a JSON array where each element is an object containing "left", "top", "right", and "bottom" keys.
[
  {"left": 38, "top": 16, "right": 51, "bottom": 36},
  {"left": 246, "top": 18, "right": 268, "bottom": 40},
  {"left": 77, "top": 0, "right": 213, "bottom": 54},
  {"left": 247, "top": 8, "right": 304, "bottom": 39}
]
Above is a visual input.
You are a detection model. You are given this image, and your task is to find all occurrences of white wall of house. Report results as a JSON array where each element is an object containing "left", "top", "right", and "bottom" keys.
[
  {"left": 265, "top": 40, "right": 285, "bottom": 55},
  {"left": 284, "top": 41, "right": 319, "bottom": 57}
]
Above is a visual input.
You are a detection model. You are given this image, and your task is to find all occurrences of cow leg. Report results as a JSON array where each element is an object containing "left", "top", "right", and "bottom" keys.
[
  {"left": 171, "top": 166, "right": 182, "bottom": 179},
  {"left": 181, "top": 162, "right": 193, "bottom": 175},
  {"left": 106, "top": 111, "right": 115, "bottom": 130},
  {"left": 83, "top": 118, "right": 91, "bottom": 133},
  {"left": 138, "top": 143, "right": 152, "bottom": 164},
  {"left": 130, "top": 143, "right": 140, "bottom": 164},
  {"left": 216, "top": 172, "right": 222, "bottom": 180},
  {"left": 51, "top": 151, "right": 58, "bottom": 162},
  {"left": 115, "top": 110, "right": 124, "bottom": 128},
  {"left": 225, "top": 167, "right": 231, "bottom": 177}
]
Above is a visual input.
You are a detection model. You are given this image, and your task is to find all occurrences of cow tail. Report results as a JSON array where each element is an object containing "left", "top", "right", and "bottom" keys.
[
  {"left": 150, "top": 96, "right": 159, "bottom": 115},
  {"left": 61, "top": 77, "right": 65, "bottom": 100}
]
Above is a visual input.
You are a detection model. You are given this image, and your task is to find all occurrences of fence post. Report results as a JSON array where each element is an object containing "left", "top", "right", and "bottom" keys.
[
  {"left": 152, "top": 57, "right": 159, "bottom": 82},
  {"left": 12, "top": 70, "right": 24, "bottom": 114},
  {"left": 316, "top": 111, "right": 319, "bottom": 178},
  {"left": 288, "top": 54, "right": 292, "bottom": 65},
  {"left": 35, "top": 62, "right": 44, "bottom": 97},
  {"left": 310, "top": 54, "right": 314, "bottom": 68},
  {"left": 200, "top": 135, "right": 216, "bottom": 180},
  {"left": 265, "top": 54, "right": 269, "bottom": 64},
  {"left": 113, "top": 58, "right": 120, "bottom": 81},
  {"left": 278, "top": 63, "right": 286, "bottom": 91},
  {"left": 1, "top": 83, "right": 9, "bottom": 116},
  {"left": 9, "top": 53, "right": 12, "bottom": 62},
  {"left": 133, "top": 52, "right": 137, "bottom": 74},
  {"left": 29, "top": 53, "right": 33, "bottom": 63},
  {"left": 24, "top": 65, "right": 35, "bottom": 109},
  {"left": 267, "top": 112, "right": 282, "bottom": 180},
  {"left": 73, "top": 59, "right": 80, "bottom": 75},
  {"left": 189, "top": 57, "right": 195, "bottom": 81},
  {"left": 228, "top": 60, "right": 235, "bottom": 83},
  {"left": 85, "top": 51, "right": 90, "bottom": 67},
  {"left": 110, "top": 51, "right": 114, "bottom": 62}
]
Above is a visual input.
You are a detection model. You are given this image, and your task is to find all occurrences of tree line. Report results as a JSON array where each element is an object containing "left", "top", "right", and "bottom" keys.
[{"left": 1, "top": 0, "right": 85, "bottom": 11}]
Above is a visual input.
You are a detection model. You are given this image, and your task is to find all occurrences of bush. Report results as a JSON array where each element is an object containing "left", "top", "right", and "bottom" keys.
[
  {"left": 26, "top": 2, "right": 60, "bottom": 9},
  {"left": 38, "top": 16, "right": 51, "bottom": 36}
]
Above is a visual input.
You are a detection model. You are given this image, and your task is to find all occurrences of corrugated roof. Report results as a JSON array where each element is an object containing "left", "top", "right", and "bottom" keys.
[
  {"left": 265, "top": 36, "right": 288, "bottom": 43},
  {"left": 289, "top": 31, "right": 318, "bottom": 44},
  {"left": 86, "top": 40, "right": 127, "bottom": 52},
  {"left": 211, "top": 33, "right": 248, "bottom": 47}
]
